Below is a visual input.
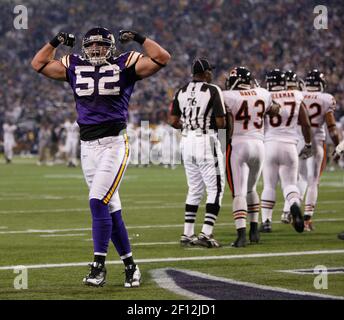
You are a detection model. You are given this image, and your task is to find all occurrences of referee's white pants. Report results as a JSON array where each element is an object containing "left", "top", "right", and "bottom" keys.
[{"left": 181, "top": 132, "right": 225, "bottom": 206}]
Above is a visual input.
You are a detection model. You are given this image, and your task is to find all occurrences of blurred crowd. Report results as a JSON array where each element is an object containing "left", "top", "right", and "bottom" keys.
[{"left": 1, "top": 0, "right": 344, "bottom": 155}]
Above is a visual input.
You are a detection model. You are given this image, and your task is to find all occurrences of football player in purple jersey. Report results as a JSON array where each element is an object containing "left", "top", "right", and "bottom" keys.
[{"left": 31, "top": 28, "right": 170, "bottom": 287}]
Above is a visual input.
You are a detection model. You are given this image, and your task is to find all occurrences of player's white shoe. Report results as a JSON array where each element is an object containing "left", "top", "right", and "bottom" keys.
[
  {"left": 191, "top": 233, "right": 221, "bottom": 248},
  {"left": 281, "top": 212, "right": 291, "bottom": 224},
  {"left": 83, "top": 262, "right": 106, "bottom": 287},
  {"left": 180, "top": 234, "right": 197, "bottom": 247},
  {"left": 124, "top": 264, "right": 141, "bottom": 288}
]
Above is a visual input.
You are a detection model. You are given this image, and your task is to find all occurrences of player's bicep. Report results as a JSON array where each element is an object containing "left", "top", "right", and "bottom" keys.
[
  {"left": 135, "top": 56, "right": 162, "bottom": 79},
  {"left": 40, "top": 60, "right": 67, "bottom": 81}
]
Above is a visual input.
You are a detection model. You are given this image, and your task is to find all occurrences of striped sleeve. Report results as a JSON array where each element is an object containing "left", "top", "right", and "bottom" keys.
[
  {"left": 208, "top": 84, "right": 226, "bottom": 117},
  {"left": 125, "top": 51, "right": 144, "bottom": 68},
  {"left": 60, "top": 55, "right": 70, "bottom": 68},
  {"left": 170, "top": 89, "right": 182, "bottom": 117}
]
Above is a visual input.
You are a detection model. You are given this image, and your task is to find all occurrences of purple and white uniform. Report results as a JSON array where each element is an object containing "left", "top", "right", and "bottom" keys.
[
  {"left": 61, "top": 51, "right": 142, "bottom": 258},
  {"left": 61, "top": 51, "right": 142, "bottom": 141}
]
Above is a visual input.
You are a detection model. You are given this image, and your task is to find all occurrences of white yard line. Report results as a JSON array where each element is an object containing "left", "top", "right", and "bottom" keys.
[
  {"left": 0, "top": 199, "right": 344, "bottom": 214},
  {"left": 132, "top": 241, "right": 179, "bottom": 246},
  {"left": 39, "top": 233, "right": 86, "bottom": 238},
  {"left": 1, "top": 218, "right": 344, "bottom": 235},
  {"left": 278, "top": 268, "right": 344, "bottom": 275},
  {"left": 0, "top": 249, "right": 343, "bottom": 271}
]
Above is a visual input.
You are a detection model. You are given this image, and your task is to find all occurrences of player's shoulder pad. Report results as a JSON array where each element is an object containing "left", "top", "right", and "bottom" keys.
[
  {"left": 293, "top": 89, "right": 304, "bottom": 100},
  {"left": 60, "top": 55, "right": 70, "bottom": 68},
  {"left": 60, "top": 54, "right": 81, "bottom": 68},
  {"left": 322, "top": 92, "right": 336, "bottom": 111},
  {"left": 222, "top": 89, "right": 236, "bottom": 98},
  {"left": 123, "top": 51, "right": 144, "bottom": 68},
  {"left": 255, "top": 87, "right": 269, "bottom": 96},
  {"left": 204, "top": 83, "right": 224, "bottom": 99},
  {"left": 322, "top": 92, "right": 336, "bottom": 103}
]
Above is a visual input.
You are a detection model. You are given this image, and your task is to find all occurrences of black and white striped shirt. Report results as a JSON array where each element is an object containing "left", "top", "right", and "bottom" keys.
[{"left": 171, "top": 81, "right": 226, "bottom": 133}]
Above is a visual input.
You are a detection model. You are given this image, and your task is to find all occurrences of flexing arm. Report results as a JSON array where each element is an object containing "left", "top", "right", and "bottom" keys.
[
  {"left": 31, "top": 44, "right": 66, "bottom": 80},
  {"left": 119, "top": 30, "right": 171, "bottom": 79},
  {"left": 31, "top": 32, "right": 75, "bottom": 81},
  {"left": 325, "top": 112, "right": 340, "bottom": 146}
]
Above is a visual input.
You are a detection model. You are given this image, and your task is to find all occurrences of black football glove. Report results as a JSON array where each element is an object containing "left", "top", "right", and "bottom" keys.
[
  {"left": 118, "top": 30, "right": 146, "bottom": 45},
  {"left": 49, "top": 32, "right": 75, "bottom": 48},
  {"left": 299, "top": 143, "right": 313, "bottom": 160}
]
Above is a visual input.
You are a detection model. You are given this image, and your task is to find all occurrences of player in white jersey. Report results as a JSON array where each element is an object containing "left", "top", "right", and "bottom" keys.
[
  {"left": 169, "top": 58, "right": 226, "bottom": 248},
  {"left": 63, "top": 117, "right": 80, "bottom": 167},
  {"left": 333, "top": 142, "right": 344, "bottom": 240},
  {"left": 281, "top": 71, "right": 308, "bottom": 224},
  {"left": 297, "top": 70, "right": 340, "bottom": 231},
  {"left": 2, "top": 121, "right": 17, "bottom": 163},
  {"left": 155, "top": 120, "right": 176, "bottom": 168},
  {"left": 223, "top": 67, "right": 273, "bottom": 247},
  {"left": 260, "top": 69, "right": 312, "bottom": 234}
]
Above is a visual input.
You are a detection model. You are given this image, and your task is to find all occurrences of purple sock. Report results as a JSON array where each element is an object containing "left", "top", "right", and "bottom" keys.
[
  {"left": 90, "top": 199, "right": 112, "bottom": 255},
  {"left": 110, "top": 210, "right": 132, "bottom": 258}
]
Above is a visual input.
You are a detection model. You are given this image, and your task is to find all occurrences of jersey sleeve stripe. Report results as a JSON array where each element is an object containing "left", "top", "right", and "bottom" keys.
[
  {"left": 209, "top": 84, "right": 226, "bottom": 114},
  {"left": 127, "top": 52, "right": 143, "bottom": 68},
  {"left": 102, "top": 135, "right": 130, "bottom": 205},
  {"left": 125, "top": 51, "right": 135, "bottom": 67},
  {"left": 61, "top": 55, "right": 70, "bottom": 68}
]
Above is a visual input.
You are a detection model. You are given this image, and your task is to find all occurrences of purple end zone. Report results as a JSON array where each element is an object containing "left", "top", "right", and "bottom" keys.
[{"left": 167, "top": 270, "right": 335, "bottom": 300}]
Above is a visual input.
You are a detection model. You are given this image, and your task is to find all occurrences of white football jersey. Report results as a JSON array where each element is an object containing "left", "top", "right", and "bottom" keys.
[
  {"left": 2, "top": 123, "right": 17, "bottom": 143},
  {"left": 301, "top": 91, "right": 336, "bottom": 141},
  {"left": 264, "top": 90, "right": 304, "bottom": 144},
  {"left": 64, "top": 120, "right": 79, "bottom": 141},
  {"left": 223, "top": 87, "right": 272, "bottom": 141}
]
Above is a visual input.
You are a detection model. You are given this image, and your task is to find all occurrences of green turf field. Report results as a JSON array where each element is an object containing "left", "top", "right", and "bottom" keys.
[{"left": 0, "top": 158, "right": 343, "bottom": 300}]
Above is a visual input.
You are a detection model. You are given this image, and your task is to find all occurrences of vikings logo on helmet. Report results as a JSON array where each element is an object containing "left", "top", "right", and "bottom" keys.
[{"left": 82, "top": 27, "right": 116, "bottom": 66}]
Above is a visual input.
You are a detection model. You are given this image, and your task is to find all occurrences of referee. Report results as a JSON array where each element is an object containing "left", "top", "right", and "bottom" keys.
[{"left": 169, "top": 57, "right": 226, "bottom": 248}]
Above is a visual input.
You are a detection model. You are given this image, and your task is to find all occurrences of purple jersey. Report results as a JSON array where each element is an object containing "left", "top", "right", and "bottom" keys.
[{"left": 61, "top": 51, "right": 142, "bottom": 127}]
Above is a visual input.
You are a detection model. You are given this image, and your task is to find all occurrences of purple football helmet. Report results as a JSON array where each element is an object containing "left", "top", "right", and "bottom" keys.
[{"left": 82, "top": 27, "right": 116, "bottom": 65}]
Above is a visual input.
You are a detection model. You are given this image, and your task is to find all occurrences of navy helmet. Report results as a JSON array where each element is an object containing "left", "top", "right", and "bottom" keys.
[
  {"left": 285, "top": 70, "right": 300, "bottom": 89},
  {"left": 265, "top": 69, "right": 286, "bottom": 91},
  {"left": 225, "top": 66, "right": 252, "bottom": 90},
  {"left": 305, "top": 69, "right": 326, "bottom": 92},
  {"left": 82, "top": 27, "right": 116, "bottom": 65}
]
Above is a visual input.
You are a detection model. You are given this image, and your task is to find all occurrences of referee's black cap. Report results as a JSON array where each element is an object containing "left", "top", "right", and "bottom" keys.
[{"left": 192, "top": 57, "right": 214, "bottom": 75}]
